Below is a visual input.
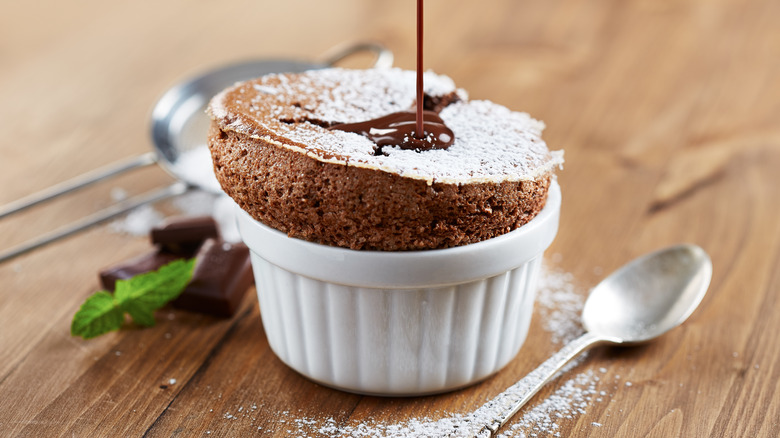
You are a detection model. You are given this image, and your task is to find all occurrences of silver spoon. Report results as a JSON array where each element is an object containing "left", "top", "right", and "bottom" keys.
[
  {"left": 475, "top": 243, "right": 712, "bottom": 437},
  {"left": 0, "top": 42, "right": 393, "bottom": 263}
]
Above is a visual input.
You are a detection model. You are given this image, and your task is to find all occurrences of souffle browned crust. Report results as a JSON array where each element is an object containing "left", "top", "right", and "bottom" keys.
[{"left": 208, "top": 68, "right": 562, "bottom": 251}]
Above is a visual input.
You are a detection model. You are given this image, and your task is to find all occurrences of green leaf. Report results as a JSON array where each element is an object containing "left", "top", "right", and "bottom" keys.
[
  {"left": 119, "top": 300, "right": 157, "bottom": 327},
  {"left": 115, "top": 258, "right": 196, "bottom": 312},
  {"left": 71, "top": 291, "right": 124, "bottom": 339},
  {"left": 72, "top": 257, "right": 196, "bottom": 339}
]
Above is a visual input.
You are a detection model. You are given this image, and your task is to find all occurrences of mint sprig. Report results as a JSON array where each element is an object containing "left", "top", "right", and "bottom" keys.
[
  {"left": 70, "top": 291, "right": 125, "bottom": 339},
  {"left": 71, "top": 258, "right": 196, "bottom": 339}
]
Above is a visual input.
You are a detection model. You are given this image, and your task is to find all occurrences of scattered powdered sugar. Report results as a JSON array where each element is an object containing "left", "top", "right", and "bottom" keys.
[
  {"left": 535, "top": 265, "right": 585, "bottom": 345},
  {"left": 168, "top": 145, "right": 222, "bottom": 193},
  {"left": 109, "top": 203, "right": 165, "bottom": 236},
  {"left": 110, "top": 187, "right": 129, "bottom": 202},
  {"left": 211, "top": 68, "right": 463, "bottom": 125},
  {"left": 108, "top": 141, "right": 244, "bottom": 238},
  {"left": 209, "top": 67, "right": 563, "bottom": 185},
  {"left": 170, "top": 190, "right": 242, "bottom": 243},
  {"left": 108, "top": 187, "right": 241, "bottom": 242},
  {"left": 372, "top": 100, "right": 563, "bottom": 184},
  {"left": 169, "top": 188, "right": 216, "bottom": 217},
  {"left": 211, "top": 196, "right": 242, "bottom": 243},
  {"left": 498, "top": 369, "right": 609, "bottom": 438},
  {"left": 203, "top": 265, "right": 620, "bottom": 437}
]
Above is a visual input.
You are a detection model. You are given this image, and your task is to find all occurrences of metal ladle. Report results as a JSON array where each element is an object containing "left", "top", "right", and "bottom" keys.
[
  {"left": 476, "top": 243, "right": 712, "bottom": 437},
  {"left": 0, "top": 42, "right": 393, "bottom": 263}
]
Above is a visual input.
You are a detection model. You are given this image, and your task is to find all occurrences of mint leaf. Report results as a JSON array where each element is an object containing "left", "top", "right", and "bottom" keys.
[
  {"left": 72, "top": 258, "right": 196, "bottom": 338},
  {"left": 71, "top": 291, "right": 124, "bottom": 339},
  {"left": 115, "top": 258, "right": 196, "bottom": 312},
  {"left": 119, "top": 300, "right": 157, "bottom": 327}
]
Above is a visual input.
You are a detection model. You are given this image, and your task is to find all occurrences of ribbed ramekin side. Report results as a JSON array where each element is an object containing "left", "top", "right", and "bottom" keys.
[
  {"left": 250, "top": 251, "right": 544, "bottom": 395},
  {"left": 493, "top": 258, "right": 542, "bottom": 371},
  {"left": 470, "top": 271, "right": 512, "bottom": 379},
  {"left": 252, "top": 254, "right": 289, "bottom": 364},
  {"left": 324, "top": 282, "right": 359, "bottom": 389},
  {"left": 441, "top": 259, "right": 542, "bottom": 389}
]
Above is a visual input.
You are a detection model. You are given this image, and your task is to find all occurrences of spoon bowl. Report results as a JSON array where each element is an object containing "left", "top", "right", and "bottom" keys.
[
  {"left": 583, "top": 244, "right": 712, "bottom": 344},
  {"left": 477, "top": 244, "right": 712, "bottom": 437}
]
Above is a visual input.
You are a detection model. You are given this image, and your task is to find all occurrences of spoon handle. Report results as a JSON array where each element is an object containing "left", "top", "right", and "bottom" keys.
[{"left": 475, "top": 331, "right": 607, "bottom": 437}]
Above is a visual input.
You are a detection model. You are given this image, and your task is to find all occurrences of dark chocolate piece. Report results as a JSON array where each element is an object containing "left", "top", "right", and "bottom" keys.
[
  {"left": 150, "top": 216, "right": 219, "bottom": 257},
  {"left": 99, "top": 250, "right": 180, "bottom": 291},
  {"left": 173, "top": 238, "right": 254, "bottom": 318}
]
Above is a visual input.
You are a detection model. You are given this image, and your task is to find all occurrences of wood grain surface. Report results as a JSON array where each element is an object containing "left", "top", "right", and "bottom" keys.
[{"left": 1, "top": 0, "right": 779, "bottom": 436}]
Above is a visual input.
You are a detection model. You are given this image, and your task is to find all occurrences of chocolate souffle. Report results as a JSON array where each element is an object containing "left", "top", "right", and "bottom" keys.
[{"left": 207, "top": 68, "right": 563, "bottom": 251}]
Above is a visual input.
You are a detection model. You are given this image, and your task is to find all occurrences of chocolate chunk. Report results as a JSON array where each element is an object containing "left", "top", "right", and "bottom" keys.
[
  {"left": 151, "top": 216, "right": 219, "bottom": 257},
  {"left": 172, "top": 238, "right": 254, "bottom": 317},
  {"left": 99, "top": 250, "right": 180, "bottom": 291}
]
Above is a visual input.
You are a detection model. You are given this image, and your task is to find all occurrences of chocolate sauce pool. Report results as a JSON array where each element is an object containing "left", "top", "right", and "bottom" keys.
[
  {"left": 329, "top": 110, "right": 453, "bottom": 153},
  {"left": 328, "top": 0, "right": 454, "bottom": 152}
]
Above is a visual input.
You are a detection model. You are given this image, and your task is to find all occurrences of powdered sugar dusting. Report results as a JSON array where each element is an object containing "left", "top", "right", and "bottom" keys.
[
  {"left": 535, "top": 264, "right": 585, "bottom": 345},
  {"left": 208, "top": 68, "right": 563, "bottom": 185},
  {"left": 109, "top": 188, "right": 241, "bottom": 242},
  {"left": 374, "top": 100, "right": 561, "bottom": 183},
  {"left": 168, "top": 145, "right": 222, "bottom": 192},
  {"left": 108, "top": 204, "right": 164, "bottom": 236}
]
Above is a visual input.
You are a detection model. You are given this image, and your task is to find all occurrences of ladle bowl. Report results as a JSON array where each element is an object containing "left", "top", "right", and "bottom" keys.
[
  {"left": 0, "top": 42, "right": 392, "bottom": 262},
  {"left": 150, "top": 43, "right": 392, "bottom": 191}
]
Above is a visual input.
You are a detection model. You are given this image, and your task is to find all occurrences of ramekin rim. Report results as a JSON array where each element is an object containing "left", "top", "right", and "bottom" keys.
[{"left": 236, "top": 180, "right": 560, "bottom": 288}]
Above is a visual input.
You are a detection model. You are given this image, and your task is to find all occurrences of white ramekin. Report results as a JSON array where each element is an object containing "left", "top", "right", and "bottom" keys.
[{"left": 236, "top": 181, "right": 560, "bottom": 396}]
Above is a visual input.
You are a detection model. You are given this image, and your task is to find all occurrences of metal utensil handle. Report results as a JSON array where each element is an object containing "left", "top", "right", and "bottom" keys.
[
  {"left": 474, "top": 332, "right": 605, "bottom": 438},
  {"left": 0, "top": 41, "right": 391, "bottom": 222},
  {"left": 0, "top": 41, "right": 393, "bottom": 264},
  {"left": 320, "top": 41, "right": 394, "bottom": 69},
  {"left": 0, "top": 152, "right": 157, "bottom": 220},
  {"left": 0, "top": 182, "right": 188, "bottom": 263}
]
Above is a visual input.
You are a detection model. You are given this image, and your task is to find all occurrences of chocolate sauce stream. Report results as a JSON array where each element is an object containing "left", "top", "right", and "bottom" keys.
[
  {"left": 328, "top": 0, "right": 455, "bottom": 152},
  {"left": 416, "top": 0, "right": 424, "bottom": 139}
]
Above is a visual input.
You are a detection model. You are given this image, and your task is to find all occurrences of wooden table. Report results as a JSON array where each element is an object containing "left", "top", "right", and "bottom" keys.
[{"left": 1, "top": 0, "right": 778, "bottom": 436}]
